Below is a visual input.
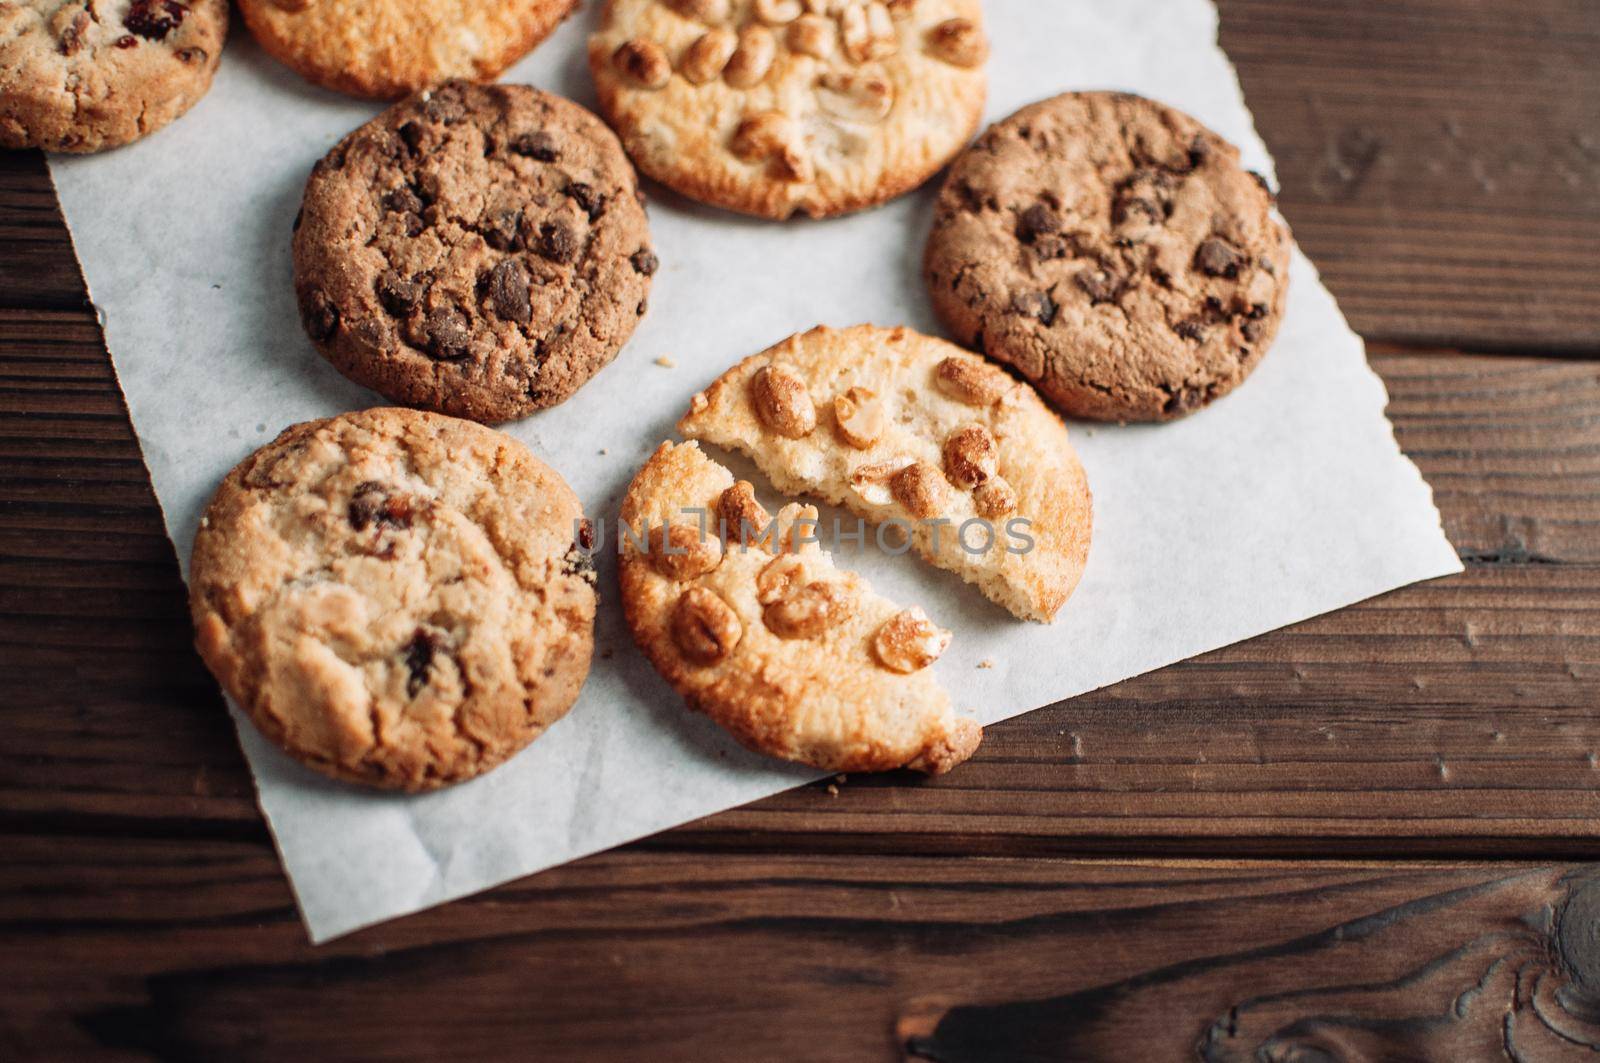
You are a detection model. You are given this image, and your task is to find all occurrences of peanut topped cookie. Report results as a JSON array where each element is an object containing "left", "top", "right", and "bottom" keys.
[
  {"left": 293, "top": 82, "right": 657, "bottom": 424},
  {"left": 679, "top": 325, "right": 1092, "bottom": 622},
  {"left": 926, "top": 92, "right": 1292, "bottom": 421},
  {"left": 620, "top": 440, "right": 981, "bottom": 774},
  {"left": 190, "top": 408, "right": 597, "bottom": 792},
  {"left": 237, "top": 0, "right": 576, "bottom": 100},
  {"left": 0, "top": 0, "right": 226, "bottom": 153},
  {"left": 589, "top": 0, "right": 989, "bottom": 219}
]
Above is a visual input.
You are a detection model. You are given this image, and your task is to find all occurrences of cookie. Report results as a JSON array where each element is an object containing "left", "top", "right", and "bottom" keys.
[
  {"left": 189, "top": 407, "right": 597, "bottom": 791},
  {"left": 925, "top": 91, "right": 1292, "bottom": 421},
  {"left": 678, "top": 325, "right": 1091, "bottom": 622},
  {"left": 293, "top": 81, "right": 657, "bottom": 425},
  {"left": 588, "top": 0, "right": 989, "bottom": 220},
  {"left": 620, "top": 440, "right": 981, "bottom": 774},
  {"left": 237, "top": 0, "right": 576, "bottom": 100},
  {"left": 0, "top": 0, "right": 226, "bottom": 153}
]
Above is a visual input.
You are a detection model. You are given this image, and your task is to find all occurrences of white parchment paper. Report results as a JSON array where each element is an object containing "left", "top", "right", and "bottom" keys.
[{"left": 47, "top": 0, "right": 1463, "bottom": 941}]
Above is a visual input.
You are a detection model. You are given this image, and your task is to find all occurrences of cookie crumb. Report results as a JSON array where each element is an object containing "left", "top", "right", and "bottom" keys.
[
  {"left": 978, "top": 658, "right": 995, "bottom": 669},
  {"left": 654, "top": 355, "right": 677, "bottom": 369},
  {"left": 825, "top": 783, "right": 840, "bottom": 796}
]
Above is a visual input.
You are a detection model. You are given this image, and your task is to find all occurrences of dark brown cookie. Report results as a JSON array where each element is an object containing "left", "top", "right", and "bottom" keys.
[
  {"left": 925, "top": 91, "right": 1292, "bottom": 422},
  {"left": 293, "top": 81, "right": 657, "bottom": 424}
]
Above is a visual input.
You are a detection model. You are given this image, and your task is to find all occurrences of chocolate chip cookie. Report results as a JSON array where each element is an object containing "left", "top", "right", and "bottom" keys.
[
  {"left": 293, "top": 81, "right": 657, "bottom": 424},
  {"left": 0, "top": 0, "right": 226, "bottom": 153},
  {"left": 189, "top": 407, "right": 597, "bottom": 792},
  {"left": 588, "top": 0, "right": 989, "bottom": 219},
  {"left": 237, "top": 0, "right": 576, "bottom": 100},
  {"left": 926, "top": 92, "right": 1292, "bottom": 421}
]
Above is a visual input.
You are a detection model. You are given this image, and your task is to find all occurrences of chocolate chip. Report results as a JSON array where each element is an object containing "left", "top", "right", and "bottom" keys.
[
  {"left": 311, "top": 145, "right": 346, "bottom": 177},
  {"left": 421, "top": 92, "right": 466, "bottom": 124},
  {"left": 1249, "top": 171, "right": 1274, "bottom": 196},
  {"left": 401, "top": 213, "right": 424, "bottom": 237},
  {"left": 1030, "top": 234, "right": 1071, "bottom": 260},
  {"left": 398, "top": 121, "right": 425, "bottom": 153},
  {"left": 424, "top": 307, "right": 473, "bottom": 360},
  {"left": 577, "top": 518, "right": 595, "bottom": 551},
  {"left": 512, "top": 132, "right": 560, "bottom": 161},
  {"left": 1075, "top": 268, "right": 1123, "bottom": 305},
  {"left": 482, "top": 209, "right": 524, "bottom": 252},
  {"left": 1164, "top": 386, "right": 1205, "bottom": 415},
  {"left": 1016, "top": 204, "right": 1061, "bottom": 244},
  {"left": 300, "top": 289, "right": 339, "bottom": 342},
  {"left": 1195, "top": 238, "right": 1244, "bottom": 279},
  {"left": 349, "top": 481, "right": 414, "bottom": 532},
  {"left": 175, "top": 46, "right": 206, "bottom": 63},
  {"left": 1175, "top": 319, "right": 1208, "bottom": 341},
  {"left": 1115, "top": 196, "right": 1162, "bottom": 226},
  {"left": 630, "top": 249, "right": 659, "bottom": 276},
  {"left": 402, "top": 629, "right": 438, "bottom": 698},
  {"left": 114, "top": 34, "right": 137, "bottom": 48},
  {"left": 1242, "top": 319, "right": 1265, "bottom": 344},
  {"left": 488, "top": 260, "right": 531, "bottom": 326},
  {"left": 566, "top": 182, "right": 603, "bottom": 221},
  {"left": 376, "top": 271, "right": 423, "bottom": 316},
  {"left": 124, "top": 0, "right": 186, "bottom": 41},
  {"left": 1011, "top": 291, "right": 1057, "bottom": 326},
  {"left": 535, "top": 221, "right": 578, "bottom": 264},
  {"left": 383, "top": 186, "right": 424, "bottom": 215},
  {"left": 1188, "top": 133, "right": 1213, "bottom": 169},
  {"left": 58, "top": 11, "right": 89, "bottom": 55}
]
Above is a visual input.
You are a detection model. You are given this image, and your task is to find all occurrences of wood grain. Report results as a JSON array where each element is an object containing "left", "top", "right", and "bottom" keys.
[
  {"left": 1220, "top": 0, "right": 1600, "bottom": 353},
  {"left": 2, "top": 0, "right": 1599, "bottom": 1059}
]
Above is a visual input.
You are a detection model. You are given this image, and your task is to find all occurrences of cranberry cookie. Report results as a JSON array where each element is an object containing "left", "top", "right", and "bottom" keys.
[
  {"left": 0, "top": 0, "right": 226, "bottom": 153},
  {"left": 588, "top": 0, "right": 989, "bottom": 219},
  {"left": 926, "top": 92, "right": 1292, "bottom": 421},
  {"left": 293, "top": 82, "right": 657, "bottom": 424},
  {"left": 237, "top": 0, "right": 576, "bottom": 100},
  {"left": 620, "top": 440, "right": 981, "bottom": 774},
  {"left": 679, "top": 325, "right": 1092, "bottom": 622},
  {"left": 189, "top": 407, "right": 597, "bottom": 791}
]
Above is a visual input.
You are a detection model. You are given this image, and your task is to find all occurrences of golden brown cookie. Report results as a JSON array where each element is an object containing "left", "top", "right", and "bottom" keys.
[
  {"left": 0, "top": 0, "right": 226, "bottom": 153},
  {"left": 237, "top": 0, "right": 576, "bottom": 100},
  {"left": 293, "top": 81, "right": 657, "bottom": 425},
  {"left": 189, "top": 407, "right": 597, "bottom": 792},
  {"left": 926, "top": 92, "right": 1293, "bottom": 421},
  {"left": 620, "top": 440, "right": 981, "bottom": 774},
  {"left": 588, "top": 0, "right": 989, "bottom": 219},
  {"left": 679, "top": 325, "right": 1092, "bottom": 622}
]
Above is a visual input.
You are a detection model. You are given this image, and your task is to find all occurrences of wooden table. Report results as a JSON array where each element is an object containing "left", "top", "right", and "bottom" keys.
[{"left": 4, "top": 1, "right": 1599, "bottom": 1058}]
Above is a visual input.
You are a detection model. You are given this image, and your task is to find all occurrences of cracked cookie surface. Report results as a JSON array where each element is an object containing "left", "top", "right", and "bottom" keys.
[
  {"left": 293, "top": 81, "right": 656, "bottom": 425},
  {"left": 588, "top": 0, "right": 988, "bottom": 220},
  {"left": 0, "top": 0, "right": 226, "bottom": 152},
  {"left": 237, "top": 0, "right": 575, "bottom": 100},
  {"left": 678, "top": 324, "right": 1092, "bottom": 622},
  {"left": 620, "top": 440, "right": 980, "bottom": 774},
  {"left": 189, "top": 407, "right": 597, "bottom": 791},
  {"left": 925, "top": 91, "right": 1292, "bottom": 421}
]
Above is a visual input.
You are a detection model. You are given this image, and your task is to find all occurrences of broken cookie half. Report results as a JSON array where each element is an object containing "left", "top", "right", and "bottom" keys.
[
  {"left": 679, "top": 324, "right": 1093, "bottom": 622},
  {"left": 620, "top": 440, "right": 980, "bottom": 774}
]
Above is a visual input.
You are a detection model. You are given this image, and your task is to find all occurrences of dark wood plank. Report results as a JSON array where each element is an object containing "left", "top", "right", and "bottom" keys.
[
  {"left": 2, "top": 840, "right": 1596, "bottom": 1061},
  {"left": 1219, "top": 0, "right": 1600, "bottom": 352}
]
